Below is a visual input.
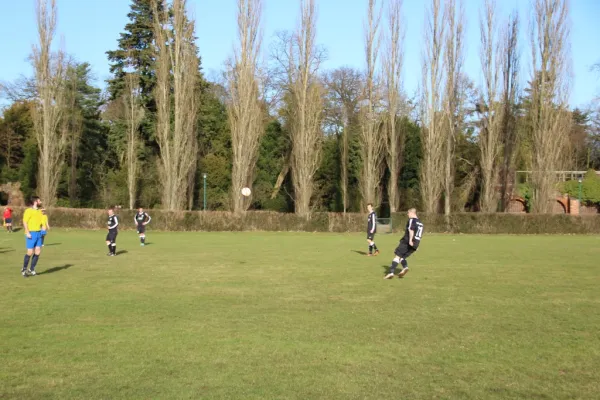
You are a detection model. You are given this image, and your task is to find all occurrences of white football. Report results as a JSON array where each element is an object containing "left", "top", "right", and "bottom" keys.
[{"left": 241, "top": 187, "right": 252, "bottom": 197}]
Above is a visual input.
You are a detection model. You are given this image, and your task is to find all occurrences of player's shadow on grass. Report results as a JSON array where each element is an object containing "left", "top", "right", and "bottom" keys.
[
  {"left": 0, "top": 248, "right": 15, "bottom": 254},
  {"left": 116, "top": 250, "right": 128, "bottom": 255},
  {"left": 12, "top": 228, "right": 21, "bottom": 233},
  {"left": 44, "top": 243, "right": 61, "bottom": 246},
  {"left": 39, "top": 264, "right": 74, "bottom": 275},
  {"left": 351, "top": 250, "right": 368, "bottom": 256}
]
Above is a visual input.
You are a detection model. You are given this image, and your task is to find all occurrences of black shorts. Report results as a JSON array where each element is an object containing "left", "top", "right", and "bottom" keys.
[
  {"left": 137, "top": 224, "right": 145, "bottom": 234},
  {"left": 106, "top": 230, "right": 118, "bottom": 242},
  {"left": 4, "top": 218, "right": 12, "bottom": 224},
  {"left": 394, "top": 241, "right": 417, "bottom": 259},
  {"left": 367, "top": 233, "right": 375, "bottom": 241}
]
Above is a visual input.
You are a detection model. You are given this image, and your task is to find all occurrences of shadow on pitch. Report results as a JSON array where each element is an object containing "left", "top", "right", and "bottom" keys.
[
  {"left": 12, "top": 228, "right": 21, "bottom": 233},
  {"left": 0, "top": 248, "right": 15, "bottom": 254},
  {"left": 116, "top": 250, "right": 128, "bottom": 255},
  {"left": 39, "top": 264, "right": 74, "bottom": 275},
  {"left": 351, "top": 250, "right": 368, "bottom": 256},
  {"left": 44, "top": 242, "right": 61, "bottom": 246}
]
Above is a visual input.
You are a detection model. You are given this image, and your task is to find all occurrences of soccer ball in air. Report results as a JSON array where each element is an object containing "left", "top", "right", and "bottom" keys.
[{"left": 241, "top": 187, "right": 252, "bottom": 197}]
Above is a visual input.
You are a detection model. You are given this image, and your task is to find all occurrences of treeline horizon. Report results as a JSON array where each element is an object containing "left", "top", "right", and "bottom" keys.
[{"left": 0, "top": 0, "right": 599, "bottom": 216}]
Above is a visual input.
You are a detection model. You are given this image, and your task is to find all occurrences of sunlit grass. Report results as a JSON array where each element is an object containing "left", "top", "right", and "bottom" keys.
[{"left": 1, "top": 230, "right": 599, "bottom": 399}]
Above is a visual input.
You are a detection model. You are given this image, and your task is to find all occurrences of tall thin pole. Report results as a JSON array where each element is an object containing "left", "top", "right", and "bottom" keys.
[{"left": 203, "top": 173, "right": 207, "bottom": 211}]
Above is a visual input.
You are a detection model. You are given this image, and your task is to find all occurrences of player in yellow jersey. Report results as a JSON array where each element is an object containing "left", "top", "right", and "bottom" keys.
[
  {"left": 41, "top": 208, "right": 50, "bottom": 247},
  {"left": 22, "top": 196, "right": 44, "bottom": 277}
]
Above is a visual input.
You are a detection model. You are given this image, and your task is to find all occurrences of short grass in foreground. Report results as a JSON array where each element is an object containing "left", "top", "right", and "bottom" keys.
[{"left": 1, "top": 230, "right": 599, "bottom": 400}]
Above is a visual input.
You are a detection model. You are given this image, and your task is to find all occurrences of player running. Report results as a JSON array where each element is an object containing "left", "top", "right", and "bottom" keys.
[
  {"left": 22, "top": 196, "right": 44, "bottom": 277},
  {"left": 366, "top": 203, "right": 379, "bottom": 256},
  {"left": 134, "top": 207, "right": 151, "bottom": 246},
  {"left": 3, "top": 206, "right": 13, "bottom": 233},
  {"left": 106, "top": 207, "right": 119, "bottom": 256},
  {"left": 384, "top": 208, "right": 424, "bottom": 279},
  {"left": 40, "top": 208, "right": 50, "bottom": 246}
]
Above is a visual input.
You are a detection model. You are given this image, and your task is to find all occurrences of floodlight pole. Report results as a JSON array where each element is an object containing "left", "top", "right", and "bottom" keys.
[{"left": 203, "top": 173, "right": 207, "bottom": 211}]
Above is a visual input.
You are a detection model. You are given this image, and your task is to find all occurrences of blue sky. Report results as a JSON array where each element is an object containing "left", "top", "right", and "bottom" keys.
[{"left": 1, "top": 0, "right": 599, "bottom": 108}]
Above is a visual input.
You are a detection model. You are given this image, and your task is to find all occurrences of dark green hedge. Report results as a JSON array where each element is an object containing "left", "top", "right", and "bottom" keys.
[
  {"left": 7, "top": 208, "right": 365, "bottom": 233},
  {"left": 391, "top": 212, "right": 600, "bottom": 234},
  {"left": 6, "top": 207, "right": 600, "bottom": 234}
]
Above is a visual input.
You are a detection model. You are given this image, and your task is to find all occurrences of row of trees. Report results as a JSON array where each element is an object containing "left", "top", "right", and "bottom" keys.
[{"left": 1, "top": 0, "right": 599, "bottom": 215}]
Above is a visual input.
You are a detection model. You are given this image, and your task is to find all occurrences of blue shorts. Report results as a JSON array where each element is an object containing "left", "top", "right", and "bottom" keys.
[
  {"left": 26, "top": 231, "right": 43, "bottom": 249},
  {"left": 4, "top": 218, "right": 12, "bottom": 224},
  {"left": 41, "top": 230, "right": 47, "bottom": 236}
]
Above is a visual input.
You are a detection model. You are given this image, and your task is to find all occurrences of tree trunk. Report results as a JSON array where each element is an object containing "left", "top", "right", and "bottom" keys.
[
  {"left": 153, "top": 0, "right": 199, "bottom": 211},
  {"left": 228, "top": 0, "right": 264, "bottom": 214},
  {"left": 360, "top": 0, "right": 384, "bottom": 209},
  {"left": 341, "top": 123, "right": 349, "bottom": 213},
  {"left": 32, "top": 0, "right": 68, "bottom": 206}
]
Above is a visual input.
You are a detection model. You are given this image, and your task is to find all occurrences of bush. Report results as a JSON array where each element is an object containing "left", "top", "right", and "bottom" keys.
[
  {"left": 6, "top": 207, "right": 600, "bottom": 234},
  {"left": 391, "top": 212, "right": 600, "bottom": 234},
  {"left": 516, "top": 183, "right": 533, "bottom": 212},
  {"left": 560, "top": 170, "right": 600, "bottom": 205}
]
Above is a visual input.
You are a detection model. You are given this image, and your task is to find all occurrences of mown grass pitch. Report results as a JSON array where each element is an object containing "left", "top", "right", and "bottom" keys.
[{"left": 1, "top": 230, "right": 599, "bottom": 399}]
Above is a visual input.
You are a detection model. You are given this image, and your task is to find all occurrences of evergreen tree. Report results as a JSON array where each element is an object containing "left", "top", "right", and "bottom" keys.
[
  {"left": 58, "top": 63, "right": 106, "bottom": 207},
  {"left": 195, "top": 82, "right": 232, "bottom": 210},
  {"left": 398, "top": 118, "right": 422, "bottom": 210},
  {"left": 0, "top": 101, "right": 37, "bottom": 198},
  {"left": 253, "top": 119, "right": 292, "bottom": 212},
  {"left": 106, "top": 0, "right": 162, "bottom": 109}
]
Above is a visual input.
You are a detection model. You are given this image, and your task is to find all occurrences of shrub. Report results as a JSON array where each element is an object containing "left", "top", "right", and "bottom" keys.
[
  {"left": 6, "top": 207, "right": 600, "bottom": 234},
  {"left": 517, "top": 183, "right": 533, "bottom": 212},
  {"left": 391, "top": 212, "right": 600, "bottom": 234},
  {"left": 560, "top": 170, "right": 600, "bottom": 205}
]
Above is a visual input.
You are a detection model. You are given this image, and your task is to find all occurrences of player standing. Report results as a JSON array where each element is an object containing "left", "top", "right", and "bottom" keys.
[
  {"left": 3, "top": 206, "right": 13, "bottom": 233},
  {"left": 384, "top": 208, "right": 424, "bottom": 279},
  {"left": 40, "top": 208, "right": 50, "bottom": 246},
  {"left": 22, "top": 196, "right": 44, "bottom": 277},
  {"left": 106, "top": 207, "right": 119, "bottom": 256},
  {"left": 366, "top": 203, "right": 379, "bottom": 256},
  {"left": 134, "top": 207, "right": 151, "bottom": 246}
]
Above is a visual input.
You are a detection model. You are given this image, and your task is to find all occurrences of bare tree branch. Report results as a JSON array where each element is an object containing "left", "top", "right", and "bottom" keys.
[
  {"left": 529, "top": 0, "right": 571, "bottom": 213},
  {"left": 323, "top": 67, "right": 363, "bottom": 213},
  {"left": 359, "top": 0, "right": 385, "bottom": 209},
  {"left": 227, "top": 0, "right": 264, "bottom": 214},
  {"left": 153, "top": 0, "right": 199, "bottom": 211},
  {"left": 31, "top": 0, "right": 68, "bottom": 206},
  {"left": 477, "top": 0, "right": 503, "bottom": 212},
  {"left": 278, "top": 0, "right": 325, "bottom": 217},
  {"left": 123, "top": 70, "right": 145, "bottom": 209},
  {"left": 383, "top": 0, "right": 406, "bottom": 213},
  {"left": 64, "top": 66, "right": 83, "bottom": 206},
  {"left": 499, "top": 11, "right": 521, "bottom": 211},
  {"left": 442, "top": 0, "right": 465, "bottom": 215},
  {"left": 419, "top": 0, "right": 446, "bottom": 213}
]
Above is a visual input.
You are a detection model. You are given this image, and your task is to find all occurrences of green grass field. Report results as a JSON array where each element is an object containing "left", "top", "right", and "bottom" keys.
[{"left": 1, "top": 229, "right": 599, "bottom": 399}]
